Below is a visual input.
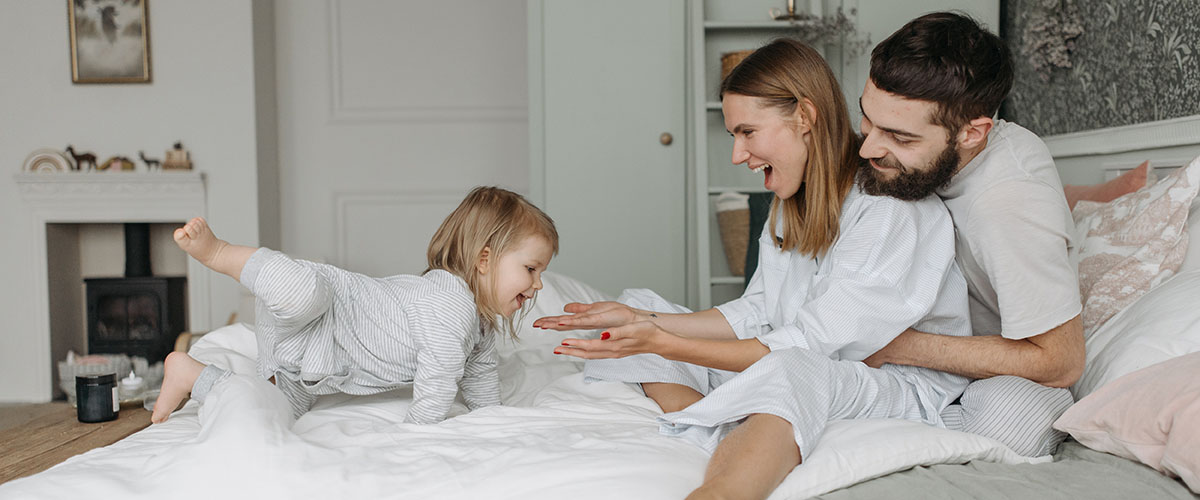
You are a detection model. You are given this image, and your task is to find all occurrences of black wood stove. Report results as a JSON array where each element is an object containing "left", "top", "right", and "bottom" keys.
[{"left": 84, "top": 223, "right": 186, "bottom": 363}]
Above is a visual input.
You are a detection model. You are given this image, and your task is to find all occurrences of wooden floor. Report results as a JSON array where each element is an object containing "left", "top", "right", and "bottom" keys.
[{"left": 0, "top": 402, "right": 151, "bottom": 484}]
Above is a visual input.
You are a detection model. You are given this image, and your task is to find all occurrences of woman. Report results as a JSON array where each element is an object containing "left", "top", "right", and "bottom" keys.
[{"left": 534, "top": 39, "right": 971, "bottom": 500}]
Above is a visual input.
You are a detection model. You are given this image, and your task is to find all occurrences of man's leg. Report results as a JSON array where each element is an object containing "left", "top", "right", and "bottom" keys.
[
  {"left": 940, "top": 375, "right": 1073, "bottom": 456},
  {"left": 687, "top": 414, "right": 800, "bottom": 500}
]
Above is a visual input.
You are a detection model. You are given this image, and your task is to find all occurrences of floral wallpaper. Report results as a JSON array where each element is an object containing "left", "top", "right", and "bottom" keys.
[{"left": 1000, "top": 0, "right": 1200, "bottom": 136}]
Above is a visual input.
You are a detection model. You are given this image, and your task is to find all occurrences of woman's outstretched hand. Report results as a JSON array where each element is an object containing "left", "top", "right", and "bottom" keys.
[
  {"left": 553, "top": 321, "right": 671, "bottom": 360},
  {"left": 533, "top": 301, "right": 644, "bottom": 331}
]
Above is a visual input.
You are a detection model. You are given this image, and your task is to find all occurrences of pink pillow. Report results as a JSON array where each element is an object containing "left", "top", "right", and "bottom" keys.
[
  {"left": 1054, "top": 351, "right": 1200, "bottom": 493},
  {"left": 1073, "top": 157, "right": 1200, "bottom": 335}
]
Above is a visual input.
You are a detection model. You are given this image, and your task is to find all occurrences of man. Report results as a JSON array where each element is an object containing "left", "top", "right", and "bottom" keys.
[{"left": 857, "top": 11, "right": 1083, "bottom": 457}]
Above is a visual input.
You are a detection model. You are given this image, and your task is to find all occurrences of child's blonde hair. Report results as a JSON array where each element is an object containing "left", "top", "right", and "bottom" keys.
[{"left": 426, "top": 186, "right": 559, "bottom": 338}]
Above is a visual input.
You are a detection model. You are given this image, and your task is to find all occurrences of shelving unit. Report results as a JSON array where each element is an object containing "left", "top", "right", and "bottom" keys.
[{"left": 689, "top": 0, "right": 845, "bottom": 309}]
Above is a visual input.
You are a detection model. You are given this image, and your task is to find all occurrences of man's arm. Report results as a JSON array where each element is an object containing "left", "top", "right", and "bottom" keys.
[{"left": 863, "top": 315, "right": 1085, "bottom": 388}]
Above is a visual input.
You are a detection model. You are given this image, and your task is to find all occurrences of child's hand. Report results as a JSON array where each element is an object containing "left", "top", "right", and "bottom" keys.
[
  {"left": 553, "top": 321, "right": 669, "bottom": 359},
  {"left": 533, "top": 301, "right": 642, "bottom": 331}
]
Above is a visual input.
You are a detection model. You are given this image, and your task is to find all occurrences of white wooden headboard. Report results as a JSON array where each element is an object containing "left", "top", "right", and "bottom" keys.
[{"left": 1042, "top": 115, "right": 1200, "bottom": 185}]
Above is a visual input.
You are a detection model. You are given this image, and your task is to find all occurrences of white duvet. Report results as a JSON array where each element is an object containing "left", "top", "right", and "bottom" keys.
[{"left": 0, "top": 272, "right": 1045, "bottom": 500}]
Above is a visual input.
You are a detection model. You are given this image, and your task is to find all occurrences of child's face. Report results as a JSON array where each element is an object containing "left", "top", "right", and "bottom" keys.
[{"left": 484, "top": 235, "right": 555, "bottom": 317}]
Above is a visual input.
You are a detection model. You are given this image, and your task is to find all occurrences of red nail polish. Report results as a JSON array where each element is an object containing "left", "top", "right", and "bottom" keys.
[
  {"left": 601, "top": 332, "right": 611, "bottom": 340},
  {"left": 561, "top": 342, "right": 569, "bottom": 346}
]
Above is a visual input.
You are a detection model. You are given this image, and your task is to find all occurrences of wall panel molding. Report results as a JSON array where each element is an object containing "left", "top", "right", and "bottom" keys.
[
  {"left": 333, "top": 190, "right": 464, "bottom": 272},
  {"left": 326, "top": 0, "right": 526, "bottom": 124},
  {"left": 1044, "top": 114, "right": 1200, "bottom": 159}
]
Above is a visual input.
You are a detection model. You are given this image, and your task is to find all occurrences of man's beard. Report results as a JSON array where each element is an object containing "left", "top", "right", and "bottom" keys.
[{"left": 858, "top": 142, "right": 960, "bottom": 201}]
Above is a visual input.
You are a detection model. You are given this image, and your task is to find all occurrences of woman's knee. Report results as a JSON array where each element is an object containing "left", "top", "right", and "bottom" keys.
[{"left": 643, "top": 382, "right": 703, "bottom": 413}]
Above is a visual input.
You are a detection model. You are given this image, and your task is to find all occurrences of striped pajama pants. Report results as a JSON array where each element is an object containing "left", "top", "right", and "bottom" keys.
[{"left": 584, "top": 291, "right": 1073, "bottom": 458}]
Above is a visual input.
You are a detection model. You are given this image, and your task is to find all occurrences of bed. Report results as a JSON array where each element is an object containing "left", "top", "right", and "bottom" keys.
[{"left": 3, "top": 163, "right": 1199, "bottom": 500}]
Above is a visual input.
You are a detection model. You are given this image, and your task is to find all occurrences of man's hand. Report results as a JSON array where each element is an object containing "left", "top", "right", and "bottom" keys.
[
  {"left": 862, "top": 345, "right": 890, "bottom": 369},
  {"left": 533, "top": 301, "right": 647, "bottom": 331}
]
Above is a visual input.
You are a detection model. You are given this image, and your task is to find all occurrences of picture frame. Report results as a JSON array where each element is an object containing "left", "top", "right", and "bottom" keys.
[{"left": 68, "top": 0, "right": 151, "bottom": 84}]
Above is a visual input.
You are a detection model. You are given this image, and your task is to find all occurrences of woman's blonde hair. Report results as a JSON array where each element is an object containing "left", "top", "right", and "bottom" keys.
[
  {"left": 426, "top": 186, "right": 558, "bottom": 339},
  {"left": 720, "top": 38, "right": 862, "bottom": 258}
]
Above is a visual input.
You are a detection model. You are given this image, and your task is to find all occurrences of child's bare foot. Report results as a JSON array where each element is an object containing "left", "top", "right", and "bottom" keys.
[
  {"left": 174, "top": 217, "right": 256, "bottom": 280},
  {"left": 152, "top": 352, "right": 207, "bottom": 424},
  {"left": 174, "top": 217, "right": 227, "bottom": 268}
]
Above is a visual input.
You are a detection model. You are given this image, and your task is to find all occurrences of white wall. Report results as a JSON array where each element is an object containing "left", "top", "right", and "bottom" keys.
[{"left": 0, "top": 1, "right": 274, "bottom": 402}]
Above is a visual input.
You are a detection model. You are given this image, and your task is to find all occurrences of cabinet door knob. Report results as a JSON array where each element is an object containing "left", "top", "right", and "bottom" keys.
[{"left": 660, "top": 132, "right": 674, "bottom": 146}]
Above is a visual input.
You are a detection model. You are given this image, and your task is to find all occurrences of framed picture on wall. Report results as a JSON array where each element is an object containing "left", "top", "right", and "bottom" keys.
[{"left": 67, "top": 0, "right": 151, "bottom": 83}]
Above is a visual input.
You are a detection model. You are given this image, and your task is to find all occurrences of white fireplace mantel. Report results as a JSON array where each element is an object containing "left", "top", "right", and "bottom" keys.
[{"left": 14, "top": 171, "right": 210, "bottom": 400}]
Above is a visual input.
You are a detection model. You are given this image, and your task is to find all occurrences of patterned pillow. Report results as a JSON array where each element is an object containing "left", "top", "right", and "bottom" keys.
[{"left": 1072, "top": 155, "right": 1200, "bottom": 335}]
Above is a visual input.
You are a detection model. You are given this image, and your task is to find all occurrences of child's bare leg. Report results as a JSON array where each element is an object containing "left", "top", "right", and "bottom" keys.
[
  {"left": 687, "top": 414, "right": 800, "bottom": 500},
  {"left": 643, "top": 382, "right": 704, "bottom": 413},
  {"left": 151, "top": 351, "right": 207, "bottom": 423},
  {"left": 173, "top": 217, "right": 258, "bottom": 281}
]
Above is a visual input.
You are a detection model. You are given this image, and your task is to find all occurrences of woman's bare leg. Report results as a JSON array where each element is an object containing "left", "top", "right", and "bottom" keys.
[
  {"left": 151, "top": 351, "right": 207, "bottom": 423},
  {"left": 174, "top": 217, "right": 258, "bottom": 281},
  {"left": 687, "top": 413, "right": 801, "bottom": 500},
  {"left": 643, "top": 382, "right": 704, "bottom": 413}
]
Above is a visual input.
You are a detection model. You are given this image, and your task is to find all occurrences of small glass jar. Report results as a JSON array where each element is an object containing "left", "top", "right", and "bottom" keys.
[{"left": 76, "top": 374, "right": 119, "bottom": 423}]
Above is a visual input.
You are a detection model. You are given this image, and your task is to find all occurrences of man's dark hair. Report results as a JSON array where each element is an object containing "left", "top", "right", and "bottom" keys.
[{"left": 869, "top": 12, "right": 1012, "bottom": 135}]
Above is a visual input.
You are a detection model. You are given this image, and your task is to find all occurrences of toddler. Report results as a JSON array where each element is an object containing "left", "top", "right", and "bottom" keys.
[{"left": 151, "top": 186, "right": 558, "bottom": 424}]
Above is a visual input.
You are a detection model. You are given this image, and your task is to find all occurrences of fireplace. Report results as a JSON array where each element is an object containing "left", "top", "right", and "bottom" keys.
[
  {"left": 14, "top": 172, "right": 209, "bottom": 401},
  {"left": 83, "top": 223, "right": 187, "bottom": 363}
]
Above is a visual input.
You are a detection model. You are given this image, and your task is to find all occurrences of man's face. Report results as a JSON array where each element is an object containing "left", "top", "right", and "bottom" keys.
[{"left": 857, "top": 79, "right": 962, "bottom": 200}]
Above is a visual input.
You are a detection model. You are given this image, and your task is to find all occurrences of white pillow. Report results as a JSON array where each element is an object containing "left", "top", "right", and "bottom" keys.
[
  {"left": 1072, "top": 270, "right": 1200, "bottom": 399},
  {"left": 771, "top": 418, "right": 1049, "bottom": 499},
  {"left": 189, "top": 322, "right": 260, "bottom": 375}
]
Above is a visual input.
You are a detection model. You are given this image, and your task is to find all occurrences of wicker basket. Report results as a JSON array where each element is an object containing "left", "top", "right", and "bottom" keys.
[
  {"left": 720, "top": 50, "right": 755, "bottom": 80},
  {"left": 715, "top": 192, "right": 751, "bottom": 276}
]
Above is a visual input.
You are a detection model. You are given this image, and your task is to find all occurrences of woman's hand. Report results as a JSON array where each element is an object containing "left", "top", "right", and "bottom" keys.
[
  {"left": 553, "top": 321, "right": 672, "bottom": 359},
  {"left": 533, "top": 301, "right": 646, "bottom": 331}
]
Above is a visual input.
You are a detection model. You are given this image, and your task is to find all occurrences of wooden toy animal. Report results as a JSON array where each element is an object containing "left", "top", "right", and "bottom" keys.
[
  {"left": 139, "top": 151, "right": 161, "bottom": 170},
  {"left": 65, "top": 145, "right": 97, "bottom": 171}
]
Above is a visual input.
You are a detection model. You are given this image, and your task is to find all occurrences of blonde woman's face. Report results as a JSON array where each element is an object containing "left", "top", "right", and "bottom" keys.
[
  {"left": 723, "top": 93, "right": 812, "bottom": 200},
  {"left": 481, "top": 235, "right": 554, "bottom": 317}
]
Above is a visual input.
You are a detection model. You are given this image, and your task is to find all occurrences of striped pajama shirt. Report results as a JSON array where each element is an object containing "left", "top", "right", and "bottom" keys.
[
  {"left": 226, "top": 248, "right": 500, "bottom": 424},
  {"left": 587, "top": 186, "right": 974, "bottom": 458}
]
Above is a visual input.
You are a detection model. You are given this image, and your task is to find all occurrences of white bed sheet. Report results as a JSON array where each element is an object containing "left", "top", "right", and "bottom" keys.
[{"left": 0, "top": 272, "right": 1045, "bottom": 500}]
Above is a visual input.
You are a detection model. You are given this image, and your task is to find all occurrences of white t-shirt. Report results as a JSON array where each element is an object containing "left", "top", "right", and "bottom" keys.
[{"left": 936, "top": 119, "right": 1081, "bottom": 340}]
